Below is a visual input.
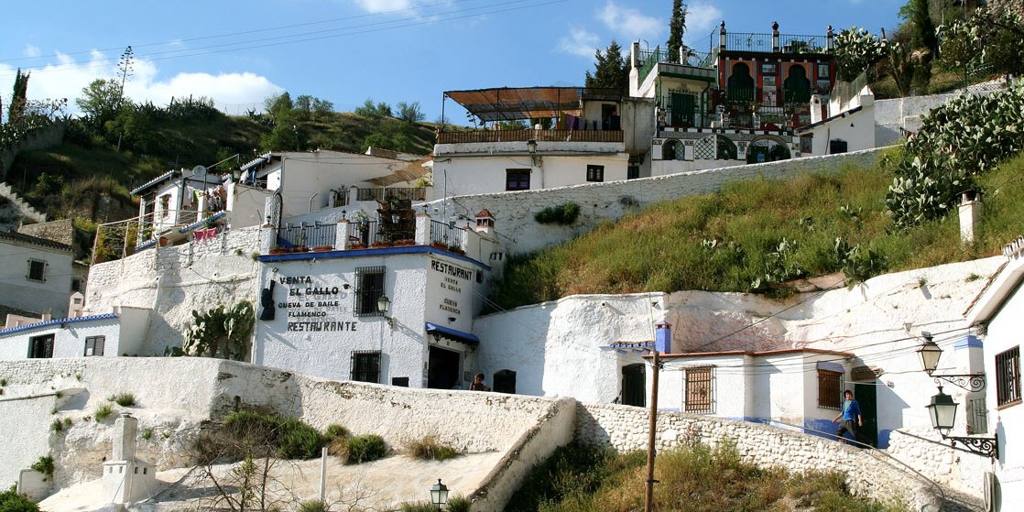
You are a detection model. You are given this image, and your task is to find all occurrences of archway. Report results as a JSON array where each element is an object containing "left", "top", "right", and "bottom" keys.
[
  {"left": 662, "top": 139, "right": 683, "bottom": 161},
  {"left": 746, "top": 136, "right": 792, "bottom": 164},
  {"left": 727, "top": 63, "right": 755, "bottom": 102},
  {"left": 783, "top": 65, "right": 811, "bottom": 104},
  {"left": 715, "top": 135, "right": 738, "bottom": 160}
]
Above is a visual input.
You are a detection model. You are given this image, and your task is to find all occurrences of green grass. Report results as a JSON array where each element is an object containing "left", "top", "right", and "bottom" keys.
[
  {"left": 490, "top": 150, "right": 1024, "bottom": 310},
  {"left": 506, "top": 441, "right": 904, "bottom": 512},
  {"left": 108, "top": 393, "right": 137, "bottom": 407},
  {"left": 94, "top": 404, "right": 115, "bottom": 422}
]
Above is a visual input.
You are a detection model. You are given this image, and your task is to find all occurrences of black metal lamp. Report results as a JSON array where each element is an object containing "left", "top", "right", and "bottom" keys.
[
  {"left": 926, "top": 386, "right": 998, "bottom": 458},
  {"left": 430, "top": 479, "right": 449, "bottom": 510},
  {"left": 377, "top": 295, "right": 394, "bottom": 328},
  {"left": 917, "top": 333, "right": 942, "bottom": 375},
  {"left": 917, "top": 332, "right": 986, "bottom": 392}
]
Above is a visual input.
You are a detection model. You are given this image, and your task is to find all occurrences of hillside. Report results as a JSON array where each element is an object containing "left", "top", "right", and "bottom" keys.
[
  {"left": 489, "top": 149, "right": 1024, "bottom": 310},
  {"left": 5, "top": 110, "right": 436, "bottom": 223}
]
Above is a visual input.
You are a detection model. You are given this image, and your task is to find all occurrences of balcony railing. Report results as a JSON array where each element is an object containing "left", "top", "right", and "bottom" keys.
[
  {"left": 429, "top": 220, "right": 466, "bottom": 250},
  {"left": 638, "top": 47, "right": 715, "bottom": 83},
  {"left": 277, "top": 222, "right": 337, "bottom": 250},
  {"left": 718, "top": 32, "right": 828, "bottom": 54},
  {"left": 355, "top": 187, "right": 427, "bottom": 203},
  {"left": 437, "top": 129, "right": 623, "bottom": 145}
]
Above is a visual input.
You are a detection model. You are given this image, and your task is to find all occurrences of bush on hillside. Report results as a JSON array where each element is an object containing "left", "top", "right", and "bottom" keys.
[
  {"left": 195, "top": 409, "right": 325, "bottom": 463},
  {"left": 345, "top": 434, "right": 387, "bottom": 464},
  {"left": 886, "top": 81, "right": 1024, "bottom": 228},
  {"left": 398, "top": 496, "right": 470, "bottom": 512}
]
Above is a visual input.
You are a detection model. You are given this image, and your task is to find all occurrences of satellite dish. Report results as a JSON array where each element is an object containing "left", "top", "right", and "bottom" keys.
[{"left": 191, "top": 165, "right": 208, "bottom": 180}]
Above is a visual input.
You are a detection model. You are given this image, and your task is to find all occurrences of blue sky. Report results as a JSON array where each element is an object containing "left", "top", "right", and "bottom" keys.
[{"left": 0, "top": 0, "right": 903, "bottom": 120}]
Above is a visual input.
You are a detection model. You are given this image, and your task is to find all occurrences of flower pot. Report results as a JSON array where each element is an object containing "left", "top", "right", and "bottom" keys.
[
  {"left": 312, "top": 246, "right": 333, "bottom": 252},
  {"left": 269, "top": 248, "right": 287, "bottom": 255}
]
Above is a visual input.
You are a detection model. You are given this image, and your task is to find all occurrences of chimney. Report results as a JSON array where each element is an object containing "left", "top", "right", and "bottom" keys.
[
  {"left": 810, "top": 95, "right": 824, "bottom": 124},
  {"left": 474, "top": 209, "right": 496, "bottom": 236},
  {"left": 655, "top": 322, "right": 672, "bottom": 353},
  {"left": 112, "top": 413, "right": 139, "bottom": 462},
  {"left": 719, "top": 21, "right": 727, "bottom": 51},
  {"left": 631, "top": 41, "right": 641, "bottom": 69},
  {"left": 959, "top": 191, "right": 982, "bottom": 245}
]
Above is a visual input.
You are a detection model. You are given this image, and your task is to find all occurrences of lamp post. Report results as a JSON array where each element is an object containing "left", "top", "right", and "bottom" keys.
[
  {"left": 377, "top": 294, "right": 394, "bottom": 328},
  {"left": 430, "top": 479, "right": 449, "bottom": 510},
  {"left": 916, "top": 332, "right": 986, "bottom": 392},
  {"left": 926, "top": 386, "right": 998, "bottom": 458}
]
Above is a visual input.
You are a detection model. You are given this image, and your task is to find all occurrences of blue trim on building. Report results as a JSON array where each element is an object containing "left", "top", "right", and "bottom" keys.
[
  {"left": 0, "top": 313, "right": 119, "bottom": 337},
  {"left": 259, "top": 245, "right": 492, "bottom": 270},
  {"left": 877, "top": 429, "right": 892, "bottom": 449},
  {"left": 425, "top": 322, "right": 480, "bottom": 345},
  {"left": 816, "top": 361, "right": 845, "bottom": 374},
  {"left": 953, "top": 335, "right": 983, "bottom": 350}
]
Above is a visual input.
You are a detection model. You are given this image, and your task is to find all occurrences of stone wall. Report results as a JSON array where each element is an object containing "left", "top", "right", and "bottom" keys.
[
  {"left": 426, "top": 148, "right": 887, "bottom": 255},
  {"left": 575, "top": 402, "right": 954, "bottom": 511},
  {"left": 85, "top": 226, "right": 263, "bottom": 354},
  {"left": 874, "top": 79, "right": 1006, "bottom": 146},
  {"left": 887, "top": 429, "right": 991, "bottom": 499}
]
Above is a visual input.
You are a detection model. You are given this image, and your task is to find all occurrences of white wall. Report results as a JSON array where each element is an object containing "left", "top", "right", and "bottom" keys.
[
  {"left": 0, "top": 316, "right": 121, "bottom": 360},
  {"left": 657, "top": 354, "right": 750, "bottom": 419},
  {"left": 801, "top": 98, "right": 876, "bottom": 155},
  {"left": 426, "top": 147, "right": 887, "bottom": 255},
  {"left": 0, "top": 239, "right": 73, "bottom": 316},
  {"left": 431, "top": 153, "right": 630, "bottom": 198},
  {"left": 225, "top": 182, "right": 273, "bottom": 228},
  {"left": 276, "top": 152, "right": 412, "bottom": 218},
  {"left": 474, "top": 293, "right": 667, "bottom": 403},
  {"left": 982, "top": 271, "right": 1024, "bottom": 508}
]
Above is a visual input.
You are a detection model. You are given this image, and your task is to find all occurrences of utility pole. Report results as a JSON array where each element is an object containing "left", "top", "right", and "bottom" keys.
[{"left": 644, "top": 349, "right": 660, "bottom": 512}]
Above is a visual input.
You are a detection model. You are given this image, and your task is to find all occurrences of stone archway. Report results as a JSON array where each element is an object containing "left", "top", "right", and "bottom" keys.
[
  {"left": 746, "top": 135, "right": 792, "bottom": 164},
  {"left": 662, "top": 139, "right": 684, "bottom": 161}
]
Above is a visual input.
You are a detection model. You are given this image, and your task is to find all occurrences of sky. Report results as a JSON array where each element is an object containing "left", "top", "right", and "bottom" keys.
[{"left": 0, "top": 0, "right": 904, "bottom": 120}]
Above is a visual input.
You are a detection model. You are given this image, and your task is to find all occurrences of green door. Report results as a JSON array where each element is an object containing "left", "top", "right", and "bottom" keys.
[
  {"left": 854, "top": 383, "right": 878, "bottom": 447},
  {"left": 670, "top": 93, "right": 695, "bottom": 127},
  {"left": 621, "top": 364, "right": 646, "bottom": 407}
]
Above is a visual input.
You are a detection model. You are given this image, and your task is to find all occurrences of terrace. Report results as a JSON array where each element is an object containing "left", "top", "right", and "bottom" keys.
[{"left": 268, "top": 217, "right": 476, "bottom": 257}]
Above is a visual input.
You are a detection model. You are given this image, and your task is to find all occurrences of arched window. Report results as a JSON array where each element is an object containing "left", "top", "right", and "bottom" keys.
[
  {"left": 662, "top": 139, "right": 683, "bottom": 161},
  {"left": 783, "top": 66, "right": 811, "bottom": 104},
  {"left": 727, "top": 63, "right": 755, "bottom": 102},
  {"left": 494, "top": 370, "right": 516, "bottom": 394},
  {"left": 715, "top": 135, "right": 738, "bottom": 160}
]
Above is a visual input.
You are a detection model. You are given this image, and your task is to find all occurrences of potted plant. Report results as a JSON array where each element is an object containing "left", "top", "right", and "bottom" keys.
[
  {"left": 312, "top": 245, "right": 333, "bottom": 252},
  {"left": 447, "top": 244, "right": 465, "bottom": 255},
  {"left": 370, "top": 241, "right": 392, "bottom": 248},
  {"left": 393, "top": 239, "right": 415, "bottom": 247},
  {"left": 350, "top": 243, "right": 366, "bottom": 250},
  {"left": 269, "top": 247, "right": 288, "bottom": 255},
  {"left": 431, "top": 241, "right": 448, "bottom": 250}
]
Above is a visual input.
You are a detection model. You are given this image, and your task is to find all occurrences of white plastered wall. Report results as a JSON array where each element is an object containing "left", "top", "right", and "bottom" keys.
[
  {"left": 431, "top": 153, "right": 630, "bottom": 198},
  {"left": 0, "top": 240, "right": 73, "bottom": 316}
]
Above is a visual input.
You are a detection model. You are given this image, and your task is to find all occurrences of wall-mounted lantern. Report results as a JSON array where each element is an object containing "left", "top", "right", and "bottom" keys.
[
  {"left": 377, "top": 294, "right": 394, "bottom": 328},
  {"left": 430, "top": 479, "right": 449, "bottom": 510},
  {"left": 916, "top": 332, "right": 986, "bottom": 392},
  {"left": 927, "top": 386, "right": 998, "bottom": 458}
]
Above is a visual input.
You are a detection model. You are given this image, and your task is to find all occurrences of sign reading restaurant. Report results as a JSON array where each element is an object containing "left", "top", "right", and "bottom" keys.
[
  {"left": 430, "top": 258, "right": 473, "bottom": 321},
  {"left": 276, "top": 275, "right": 357, "bottom": 332}
]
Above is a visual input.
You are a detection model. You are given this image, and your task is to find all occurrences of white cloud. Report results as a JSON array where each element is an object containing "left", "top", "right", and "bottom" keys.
[
  {"left": 598, "top": 1, "right": 662, "bottom": 41},
  {"left": 23, "top": 44, "right": 41, "bottom": 58},
  {"left": 353, "top": 0, "right": 413, "bottom": 13},
  {"left": 558, "top": 27, "right": 600, "bottom": 59},
  {"left": 686, "top": 1, "right": 722, "bottom": 34},
  {"left": 0, "top": 51, "right": 283, "bottom": 114}
]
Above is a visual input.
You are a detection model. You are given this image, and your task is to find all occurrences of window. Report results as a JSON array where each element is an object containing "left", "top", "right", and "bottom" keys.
[
  {"left": 505, "top": 169, "right": 531, "bottom": 191},
  {"left": 829, "top": 139, "right": 848, "bottom": 154},
  {"left": 354, "top": 266, "right": 385, "bottom": 317},
  {"left": 351, "top": 351, "right": 381, "bottom": 383},
  {"left": 84, "top": 336, "right": 105, "bottom": 357},
  {"left": 817, "top": 63, "right": 830, "bottom": 79},
  {"left": 71, "top": 278, "right": 82, "bottom": 293},
  {"left": 967, "top": 396, "right": 988, "bottom": 434},
  {"left": 159, "top": 194, "right": 171, "bottom": 218},
  {"left": 494, "top": 370, "right": 517, "bottom": 394},
  {"left": 684, "top": 366, "right": 715, "bottom": 414},
  {"left": 996, "top": 346, "right": 1021, "bottom": 407},
  {"left": 28, "top": 335, "right": 54, "bottom": 359},
  {"left": 817, "top": 369, "right": 843, "bottom": 409},
  {"left": 800, "top": 134, "right": 814, "bottom": 154},
  {"left": 586, "top": 165, "right": 604, "bottom": 183},
  {"left": 391, "top": 377, "right": 409, "bottom": 387},
  {"left": 627, "top": 165, "right": 640, "bottom": 180},
  {"left": 27, "top": 259, "right": 46, "bottom": 282}
]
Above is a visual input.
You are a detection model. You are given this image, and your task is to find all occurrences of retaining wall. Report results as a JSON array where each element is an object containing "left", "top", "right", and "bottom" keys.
[
  {"left": 85, "top": 226, "right": 262, "bottom": 354},
  {"left": 426, "top": 148, "right": 887, "bottom": 254}
]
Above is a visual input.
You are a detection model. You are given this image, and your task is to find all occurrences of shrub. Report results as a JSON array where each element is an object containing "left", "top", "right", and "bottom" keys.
[
  {"left": 323, "top": 424, "right": 349, "bottom": 441},
  {"left": 399, "top": 498, "right": 469, "bottom": 512},
  {"left": 50, "top": 418, "right": 71, "bottom": 433},
  {"left": 215, "top": 409, "right": 325, "bottom": 460},
  {"left": 298, "top": 500, "right": 328, "bottom": 512},
  {"left": 141, "top": 428, "right": 154, "bottom": 441},
  {"left": 30, "top": 456, "right": 54, "bottom": 481},
  {"left": 0, "top": 486, "right": 39, "bottom": 512},
  {"left": 276, "top": 418, "right": 324, "bottom": 459},
  {"left": 407, "top": 436, "right": 460, "bottom": 461},
  {"left": 184, "top": 301, "right": 255, "bottom": 361},
  {"left": 95, "top": 404, "right": 115, "bottom": 422},
  {"left": 345, "top": 434, "right": 387, "bottom": 464},
  {"left": 534, "top": 202, "right": 581, "bottom": 225},
  {"left": 109, "top": 393, "right": 136, "bottom": 407}
]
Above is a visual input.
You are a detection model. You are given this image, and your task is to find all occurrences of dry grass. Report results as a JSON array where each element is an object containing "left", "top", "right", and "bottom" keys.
[{"left": 406, "top": 436, "right": 460, "bottom": 461}]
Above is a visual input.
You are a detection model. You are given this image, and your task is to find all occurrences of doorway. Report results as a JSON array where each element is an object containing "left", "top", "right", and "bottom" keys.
[
  {"left": 855, "top": 383, "right": 878, "bottom": 447},
  {"left": 427, "top": 346, "right": 461, "bottom": 389},
  {"left": 670, "top": 93, "right": 695, "bottom": 127},
  {"left": 621, "top": 364, "right": 646, "bottom": 407}
]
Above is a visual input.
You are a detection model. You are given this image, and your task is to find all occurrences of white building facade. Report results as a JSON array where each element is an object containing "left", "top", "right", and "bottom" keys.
[
  {"left": 0, "top": 307, "right": 150, "bottom": 360},
  {"left": 0, "top": 231, "right": 76, "bottom": 317}
]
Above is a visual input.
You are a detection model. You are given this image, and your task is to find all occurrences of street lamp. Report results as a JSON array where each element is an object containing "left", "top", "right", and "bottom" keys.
[
  {"left": 916, "top": 332, "right": 986, "bottom": 392},
  {"left": 926, "top": 386, "right": 998, "bottom": 458},
  {"left": 430, "top": 479, "right": 449, "bottom": 510},
  {"left": 377, "top": 295, "right": 394, "bottom": 328}
]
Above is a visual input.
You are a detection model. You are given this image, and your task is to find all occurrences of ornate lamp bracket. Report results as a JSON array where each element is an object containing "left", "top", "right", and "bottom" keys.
[
  {"left": 942, "top": 433, "right": 999, "bottom": 459},
  {"left": 932, "top": 374, "right": 986, "bottom": 393}
]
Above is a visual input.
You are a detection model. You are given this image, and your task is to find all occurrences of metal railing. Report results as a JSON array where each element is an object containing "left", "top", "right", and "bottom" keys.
[
  {"left": 276, "top": 222, "right": 337, "bottom": 249},
  {"left": 355, "top": 187, "right": 427, "bottom": 202},
  {"left": 437, "top": 129, "right": 623, "bottom": 145},
  {"left": 717, "top": 32, "right": 828, "bottom": 53},
  {"left": 429, "top": 220, "right": 466, "bottom": 249},
  {"left": 347, "top": 221, "right": 415, "bottom": 247},
  {"left": 779, "top": 34, "right": 828, "bottom": 53},
  {"left": 638, "top": 47, "right": 716, "bottom": 83}
]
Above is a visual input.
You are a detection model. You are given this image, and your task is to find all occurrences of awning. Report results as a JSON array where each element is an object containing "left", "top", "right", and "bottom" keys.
[
  {"left": 444, "top": 86, "right": 620, "bottom": 122},
  {"left": 425, "top": 322, "right": 479, "bottom": 345}
]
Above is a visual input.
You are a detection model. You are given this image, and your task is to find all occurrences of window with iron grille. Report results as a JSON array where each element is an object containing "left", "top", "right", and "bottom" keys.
[
  {"left": 817, "top": 369, "right": 843, "bottom": 409},
  {"left": 27, "top": 259, "right": 46, "bottom": 282},
  {"left": 586, "top": 165, "right": 605, "bottom": 182},
  {"left": 505, "top": 169, "right": 531, "bottom": 191},
  {"left": 996, "top": 346, "right": 1021, "bottom": 407},
  {"left": 84, "top": 336, "right": 105, "bottom": 357},
  {"left": 351, "top": 351, "right": 381, "bottom": 383},
  {"left": 354, "top": 266, "right": 385, "bottom": 317},
  {"left": 684, "top": 366, "right": 715, "bottom": 414}
]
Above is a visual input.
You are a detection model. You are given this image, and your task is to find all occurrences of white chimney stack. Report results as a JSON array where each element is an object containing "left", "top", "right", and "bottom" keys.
[{"left": 959, "top": 190, "right": 982, "bottom": 245}]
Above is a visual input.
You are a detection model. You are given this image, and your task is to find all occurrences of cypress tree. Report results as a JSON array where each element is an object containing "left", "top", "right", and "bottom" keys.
[
  {"left": 909, "top": 0, "right": 938, "bottom": 55},
  {"left": 585, "top": 41, "right": 629, "bottom": 93},
  {"left": 667, "top": 0, "right": 687, "bottom": 62},
  {"left": 9, "top": 69, "right": 30, "bottom": 124}
]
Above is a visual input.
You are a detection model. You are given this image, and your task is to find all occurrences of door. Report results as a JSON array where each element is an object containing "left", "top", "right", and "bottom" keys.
[
  {"left": 427, "top": 346, "right": 461, "bottom": 389},
  {"left": 670, "top": 93, "right": 695, "bottom": 127},
  {"left": 621, "top": 364, "right": 646, "bottom": 407},
  {"left": 855, "top": 383, "right": 878, "bottom": 447}
]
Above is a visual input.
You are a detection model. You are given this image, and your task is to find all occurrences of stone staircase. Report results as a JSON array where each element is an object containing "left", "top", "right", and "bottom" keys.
[{"left": 0, "top": 182, "right": 46, "bottom": 230}]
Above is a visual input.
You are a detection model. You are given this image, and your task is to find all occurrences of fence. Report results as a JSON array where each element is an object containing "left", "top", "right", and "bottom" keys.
[
  {"left": 717, "top": 32, "right": 828, "bottom": 53},
  {"left": 276, "top": 222, "right": 337, "bottom": 249},
  {"left": 429, "top": 220, "right": 466, "bottom": 249},
  {"left": 437, "top": 129, "right": 623, "bottom": 144}
]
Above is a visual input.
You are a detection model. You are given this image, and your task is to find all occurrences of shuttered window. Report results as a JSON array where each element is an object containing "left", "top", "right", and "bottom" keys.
[
  {"left": 817, "top": 369, "right": 843, "bottom": 410},
  {"left": 354, "top": 266, "right": 385, "bottom": 317},
  {"left": 351, "top": 351, "right": 381, "bottom": 383},
  {"left": 84, "top": 336, "right": 105, "bottom": 357},
  {"left": 996, "top": 346, "right": 1021, "bottom": 408},
  {"left": 684, "top": 366, "right": 715, "bottom": 414}
]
